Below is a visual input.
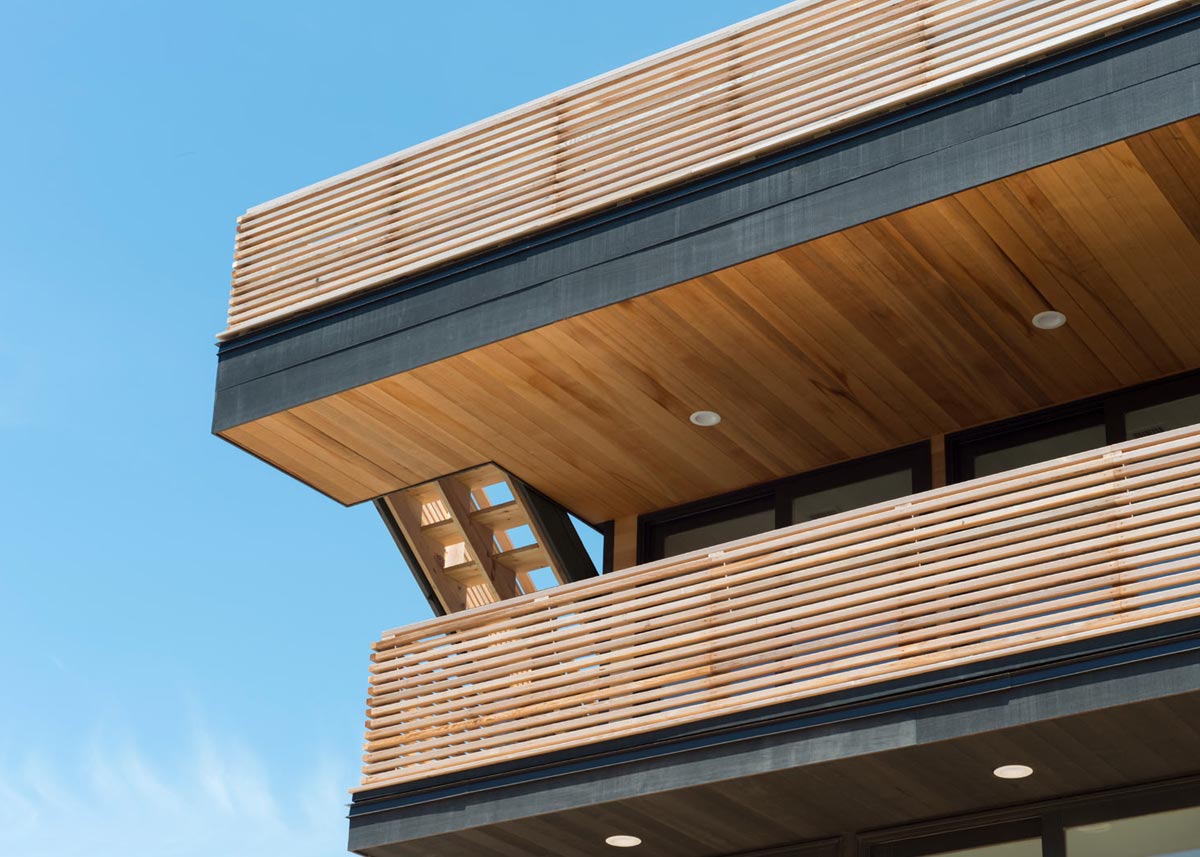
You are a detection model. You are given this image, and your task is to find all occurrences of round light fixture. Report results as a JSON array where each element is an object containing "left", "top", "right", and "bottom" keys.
[
  {"left": 606, "top": 835, "right": 643, "bottom": 848},
  {"left": 1032, "top": 310, "right": 1067, "bottom": 330},
  {"left": 689, "top": 410, "right": 722, "bottom": 427},
  {"left": 993, "top": 764, "right": 1034, "bottom": 780}
]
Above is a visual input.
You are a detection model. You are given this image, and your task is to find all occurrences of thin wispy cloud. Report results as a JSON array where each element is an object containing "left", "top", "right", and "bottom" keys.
[{"left": 0, "top": 717, "right": 351, "bottom": 857}]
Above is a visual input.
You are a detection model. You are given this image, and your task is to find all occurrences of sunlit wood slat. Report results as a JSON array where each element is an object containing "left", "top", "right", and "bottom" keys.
[
  {"left": 222, "top": 0, "right": 1190, "bottom": 339},
  {"left": 355, "top": 426, "right": 1200, "bottom": 791}
]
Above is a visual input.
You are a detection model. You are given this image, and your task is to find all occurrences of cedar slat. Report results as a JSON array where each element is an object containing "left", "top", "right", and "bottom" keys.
[
  {"left": 355, "top": 428, "right": 1200, "bottom": 790},
  {"left": 364, "top": 491, "right": 1200, "bottom": 721},
  {"left": 368, "top": 475, "right": 1195, "bottom": 698},
  {"left": 365, "top": 515, "right": 1200, "bottom": 733},
  {"left": 227, "top": 3, "right": 1124, "bottom": 320},
  {"left": 363, "top": 581, "right": 1200, "bottom": 772},
  {"left": 369, "top": 430, "right": 1200, "bottom": 660},
  {"left": 366, "top": 543, "right": 1200, "bottom": 740},
  {"left": 364, "top": 560, "right": 1200, "bottom": 761},
  {"left": 223, "top": 0, "right": 1189, "bottom": 338}
]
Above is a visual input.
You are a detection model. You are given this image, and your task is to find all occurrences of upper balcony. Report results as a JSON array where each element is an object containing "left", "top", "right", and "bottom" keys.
[
  {"left": 220, "top": 0, "right": 1194, "bottom": 342},
  {"left": 213, "top": 0, "right": 1200, "bottom": 530}
]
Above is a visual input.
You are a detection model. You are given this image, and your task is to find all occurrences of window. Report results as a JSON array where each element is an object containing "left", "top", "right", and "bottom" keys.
[
  {"left": 948, "top": 371, "right": 1200, "bottom": 483},
  {"left": 1123, "top": 390, "right": 1200, "bottom": 440},
  {"left": 934, "top": 843, "right": 1042, "bottom": 857},
  {"left": 871, "top": 820, "right": 1042, "bottom": 857},
  {"left": 640, "top": 444, "right": 930, "bottom": 562},
  {"left": 654, "top": 496, "right": 775, "bottom": 560},
  {"left": 865, "top": 785, "right": 1200, "bottom": 857},
  {"left": 790, "top": 466, "right": 915, "bottom": 524},
  {"left": 1066, "top": 805, "right": 1200, "bottom": 856}
]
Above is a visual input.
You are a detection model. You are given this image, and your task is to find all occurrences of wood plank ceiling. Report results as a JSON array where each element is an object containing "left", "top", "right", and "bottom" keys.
[{"left": 221, "top": 117, "right": 1200, "bottom": 522}]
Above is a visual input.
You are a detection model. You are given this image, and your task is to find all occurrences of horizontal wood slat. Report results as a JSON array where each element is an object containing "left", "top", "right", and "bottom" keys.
[
  {"left": 357, "top": 426, "right": 1200, "bottom": 791},
  {"left": 222, "top": 0, "right": 1191, "bottom": 339}
]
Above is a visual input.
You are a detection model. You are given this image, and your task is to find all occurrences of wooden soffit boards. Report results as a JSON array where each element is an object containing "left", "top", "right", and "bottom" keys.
[
  {"left": 213, "top": 11, "right": 1200, "bottom": 434},
  {"left": 220, "top": 115, "right": 1200, "bottom": 519}
]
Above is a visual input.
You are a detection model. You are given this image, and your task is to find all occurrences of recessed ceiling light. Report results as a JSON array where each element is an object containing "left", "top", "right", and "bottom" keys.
[
  {"left": 689, "top": 410, "right": 721, "bottom": 427},
  {"left": 606, "top": 834, "right": 643, "bottom": 847},
  {"left": 1032, "top": 310, "right": 1067, "bottom": 330},
  {"left": 993, "top": 764, "right": 1034, "bottom": 779}
]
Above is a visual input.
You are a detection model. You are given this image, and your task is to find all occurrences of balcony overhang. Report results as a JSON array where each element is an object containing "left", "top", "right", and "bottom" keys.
[
  {"left": 214, "top": 8, "right": 1200, "bottom": 519},
  {"left": 348, "top": 427, "right": 1200, "bottom": 854},
  {"left": 349, "top": 632, "right": 1200, "bottom": 856}
]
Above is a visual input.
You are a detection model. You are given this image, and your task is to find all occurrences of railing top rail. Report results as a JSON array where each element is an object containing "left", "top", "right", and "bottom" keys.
[{"left": 243, "top": 0, "right": 817, "bottom": 218}]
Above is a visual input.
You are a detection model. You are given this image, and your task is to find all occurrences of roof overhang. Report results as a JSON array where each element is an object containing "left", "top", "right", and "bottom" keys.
[{"left": 213, "top": 9, "right": 1200, "bottom": 519}]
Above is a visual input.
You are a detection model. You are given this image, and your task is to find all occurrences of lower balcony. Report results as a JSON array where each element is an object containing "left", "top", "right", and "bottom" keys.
[{"left": 359, "top": 424, "right": 1200, "bottom": 799}]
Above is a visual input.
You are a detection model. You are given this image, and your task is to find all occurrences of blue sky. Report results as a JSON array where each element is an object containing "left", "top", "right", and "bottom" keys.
[{"left": 0, "top": 2, "right": 781, "bottom": 854}]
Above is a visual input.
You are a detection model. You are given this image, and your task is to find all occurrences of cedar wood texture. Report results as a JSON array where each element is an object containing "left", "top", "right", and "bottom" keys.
[
  {"left": 222, "top": 0, "right": 1193, "bottom": 338},
  {"left": 221, "top": 115, "right": 1200, "bottom": 519}
]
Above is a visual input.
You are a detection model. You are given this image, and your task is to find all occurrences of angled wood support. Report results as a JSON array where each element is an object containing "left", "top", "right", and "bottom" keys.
[
  {"left": 379, "top": 463, "right": 599, "bottom": 614},
  {"left": 507, "top": 475, "right": 599, "bottom": 585},
  {"left": 380, "top": 492, "right": 467, "bottom": 613},
  {"left": 434, "top": 476, "right": 519, "bottom": 601}
]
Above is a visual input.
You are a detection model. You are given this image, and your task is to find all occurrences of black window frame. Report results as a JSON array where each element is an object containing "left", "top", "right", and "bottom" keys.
[
  {"left": 638, "top": 442, "right": 932, "bottom": 564},
  {"left": 870, "top": 818, "right": 1044, "bottom": 857},
  {"left": 858, "top": 775, "right": 1200, "bottom": 857},
  {"left": 946, "top": 370, "right": 1200, "bottom": 484}
]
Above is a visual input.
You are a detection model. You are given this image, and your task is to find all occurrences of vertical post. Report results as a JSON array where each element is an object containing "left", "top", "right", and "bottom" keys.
[
  {"left": 931, "top": 433, "right": 947, "bottom": 488},
  {"left": 612, "top": 516, "right": 639, "bottom": 571}
]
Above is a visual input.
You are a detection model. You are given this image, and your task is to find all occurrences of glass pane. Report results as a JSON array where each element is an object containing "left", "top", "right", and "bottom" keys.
[
  {"left": 791, "top": 468, "right": 913, "bottom": 523},
  {"left": 972, "top": 423, "right": 1106, "bottom": 478},
  {"left": 1125, "top": 393, "right": 1200, "bottom": 439},
  {"left": 925, "top": 839, "right": 1041, "bottom": 857},
  {"left": 1067, "top": 805, "right": 1200, "bottom": 857},
  {"left": 659, "top": 506, "right": 775, "bottom": 558}
]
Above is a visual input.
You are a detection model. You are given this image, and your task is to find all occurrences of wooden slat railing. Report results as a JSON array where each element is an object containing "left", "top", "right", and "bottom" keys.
[
  {"left": 224, "top": 0, "right": 1193, "bottom": 340},
  {"left": 359, "top": 425, "right": 1200, "bottom": 791}
]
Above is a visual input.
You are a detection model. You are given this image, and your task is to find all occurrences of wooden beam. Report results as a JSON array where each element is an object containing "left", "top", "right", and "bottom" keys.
[
  {"left": 435, "top": 477, "right": 519, "bottom": 600},
  {"left": 503, "top": 475, "right": 567, "bottom": 585},
  {"left": 612, "top": 516, "right": 638, "bottom": 571},
  {"left": 493, "top": 543, "right": 552, "bottom": 577},
  {"left": 931, "top": 433, "right": 947, "bottom": 489},
  {"left": 383, "top": 492, "right": 467, "bottom": 613}
]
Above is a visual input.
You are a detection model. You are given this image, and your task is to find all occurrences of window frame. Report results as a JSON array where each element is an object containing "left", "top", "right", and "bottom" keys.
[
  {"left": 946, "top": 370, "right": 1200, "bottom": 485},
  {"left": 869, "top": 818, "right": 1043, "bottom": 857},
  {"left": 638, "top": 442, "right": 932, "bottom": 564},
  {"left": 857, "top": 775, "right": 1200, "bottom": 857}
]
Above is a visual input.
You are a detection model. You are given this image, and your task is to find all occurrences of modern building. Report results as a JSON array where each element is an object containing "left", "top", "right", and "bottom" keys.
[{"left": 212, "top": 2, "right": 1200, "bottom": 855}]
